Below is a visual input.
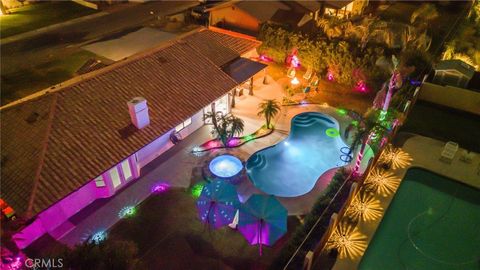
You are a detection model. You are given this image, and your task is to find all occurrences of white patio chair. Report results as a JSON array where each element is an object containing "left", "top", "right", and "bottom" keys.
[{"left": 440, "top": 141, "right": 458, "bottom": 164}]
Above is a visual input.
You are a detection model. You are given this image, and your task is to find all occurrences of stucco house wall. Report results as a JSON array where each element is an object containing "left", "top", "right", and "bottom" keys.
[
  {"left": 210, "top": 6, "right": 260, "bottom": 33},
  {"left": 419, "top": 82, "right": 480, "bottom": 115}
]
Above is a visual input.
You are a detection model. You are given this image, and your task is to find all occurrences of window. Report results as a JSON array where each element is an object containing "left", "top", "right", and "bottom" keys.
[
  {"left": 109, "top": 167, "right": 121, "bottom": 188},
  {"left": 121, "top": 159, "right": 133, "bottom": 181},
  {"left": 94, "top": 176, "right": 106, "bottom": 187},
  {"left": 175, "top": 118, "right": 192, "bottom": 132}
]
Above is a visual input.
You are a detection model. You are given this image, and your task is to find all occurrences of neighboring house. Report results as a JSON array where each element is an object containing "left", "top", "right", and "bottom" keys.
[
  {"left": 0, "top": 27, "right": 265, "bottom": 249},
  {"left": 432, "top": 59, "right": 476, "bottom": 89},
  {"left": 207, "top": 0, "right": 370, "bottom": 35},
  {"left": 419, "top": 59, "right": 480, "bottom": 115},
  {"left": 207, "top": 0, "right": 293, "bottom": 34},
  {"left": 322, "top": 0, "right": 369, "bottom": 18}
]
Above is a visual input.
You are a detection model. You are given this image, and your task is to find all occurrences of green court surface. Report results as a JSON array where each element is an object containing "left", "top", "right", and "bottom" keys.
[{"left": 359, "top": 168, "right": 480, "bottom": 270}]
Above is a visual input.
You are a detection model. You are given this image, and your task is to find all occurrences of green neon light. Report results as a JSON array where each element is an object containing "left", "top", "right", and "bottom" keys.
[
  {"left": 336, "top": 108, "right": 347, "bottom": 115},
  {"left": 379, "top": 110, "right": 387, "bottom": 121},
  {"left": 326, "top": 128, "right": 340, "bottom": 138},
  {"left": 244, "top": 134, "right": 254, "bottom": 141},
  {"left": 118, "top": 206, "right": 137, "bottom": 218},
  {"left": 351, "top": 120, "right": 359, "bottom": 127},
  {"left": 191, "top": 183, "right": 205, "bottom": 198}
]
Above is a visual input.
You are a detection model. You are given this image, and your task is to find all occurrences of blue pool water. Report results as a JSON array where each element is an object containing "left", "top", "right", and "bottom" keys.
[{"left": 246, "top": 112, "right": 350, "bottom": 197}]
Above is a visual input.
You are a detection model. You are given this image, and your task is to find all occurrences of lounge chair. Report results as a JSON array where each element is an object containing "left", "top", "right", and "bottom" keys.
[{"left": 440, "top": 141, "right": 458, "bottom": 164}]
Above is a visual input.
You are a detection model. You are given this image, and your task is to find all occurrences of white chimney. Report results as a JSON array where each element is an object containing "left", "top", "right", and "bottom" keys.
[{"left": 127, "top": 97, "right": 150, "bottom": 129}]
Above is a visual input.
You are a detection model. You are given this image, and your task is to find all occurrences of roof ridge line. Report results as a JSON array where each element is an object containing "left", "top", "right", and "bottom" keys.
[
  {"left": 208, "top": 26, "right": 260, "bottom": 42},
  {"left": 26, "top": 93, "right": 58, "bottom": 217}
]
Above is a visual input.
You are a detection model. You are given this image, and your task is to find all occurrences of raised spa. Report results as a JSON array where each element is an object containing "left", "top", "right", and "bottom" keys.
[{"left": 209, "top": 155, "right": 243, "bottom": 178}]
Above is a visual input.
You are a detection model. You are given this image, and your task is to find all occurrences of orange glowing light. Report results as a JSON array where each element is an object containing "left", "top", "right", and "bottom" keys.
[
  {"left": 379, "top": 144, "right": 413, "bottom": 170},
  {"left": 364, "top": 168, "right": 400, "bottom": 196},
  {"left": 326, "top": 222, "right": 367, "bottom": 259},
  {"left": 346, "top": 191, "right": 383, "bottom": 222},
  {"left": 291, "top": 77, "right": 300, "bottom": 85}
]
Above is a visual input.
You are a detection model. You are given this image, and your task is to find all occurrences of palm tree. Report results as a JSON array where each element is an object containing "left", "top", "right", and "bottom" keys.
[
  {"left": 204, "top": 112, "right": 244, "bottom": 146},
  {"left": 257, "top": 99, "right": 280, "bottom": 129},
  {"left": 317, "top": 17, "right": 344, "bottom": 39},
  {"left": 350, "top": 111, "right": 388, "bottom": 175},
  {"left": 226, "top": 115, "right": 245, "bottom": 140},
  {"left": 345, "top": 17, "right": 386, "bottom": 50},
  {"left": 410, "top": 3, "right": 439, "bottom": 30}
]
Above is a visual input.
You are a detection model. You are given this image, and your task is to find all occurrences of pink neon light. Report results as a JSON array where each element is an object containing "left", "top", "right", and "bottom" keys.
[
  {"left": 208, "top": 141, "right": 220, "bottom": 148},
  {"left": 355, "top": 81, "right": 368, "bottom": 93},
  {"left": 227, "top": 138, "right": 240, "bottom": 147},
  {"left": 259, "top": 55, "right": 273, "bottom": 62},
  {"left": 291, "top": 55, "right": 300, "bottom": 68},
  {"left": 327, "top": 72, "right": 334, "bottom": 81},
  {"left": 151, "top": 183, "right": 170, "bottom": 194}
]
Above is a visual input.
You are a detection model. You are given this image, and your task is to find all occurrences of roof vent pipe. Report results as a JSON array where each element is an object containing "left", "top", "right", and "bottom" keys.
[{"left": 127, "top": 97, "right": 150, "bottom": 129}]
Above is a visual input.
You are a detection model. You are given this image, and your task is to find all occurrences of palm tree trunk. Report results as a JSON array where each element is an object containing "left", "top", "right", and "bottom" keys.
[
  {"left": 231, "top": 89, "right": 236, "bottom": 108},
  {"left": 381, "top": 72, "right": 398, "bottom": 117},
  {"left": 354, "top": 136, "right": 369, "bottom": 174}
]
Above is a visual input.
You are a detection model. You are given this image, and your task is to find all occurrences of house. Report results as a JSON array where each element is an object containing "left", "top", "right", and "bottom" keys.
[
  {"left": 207, "top": 0, "right": 370, "bottom": 35},
  {"left": 207, "top": 0, "right": 292, "bottom": 34},
  {"left": 432, "top": 59, "right": 476, "bottom": 89},
  {"left": 321, "top": 0, "right": 369, "bottom": 18},
  {"left": 0, "top": 27, "right": 265, "bottom": 249},
  {"left": 419, "top": 59, "right": 480, "bottom": 115}
]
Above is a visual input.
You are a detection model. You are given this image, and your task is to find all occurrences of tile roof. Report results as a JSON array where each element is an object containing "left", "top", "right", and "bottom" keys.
[
  {"left": 1, "top": 38, "right": 243, "bottom": 216},
  {"left": 183, "top": 27, "right": 260, "bottom": 66}
]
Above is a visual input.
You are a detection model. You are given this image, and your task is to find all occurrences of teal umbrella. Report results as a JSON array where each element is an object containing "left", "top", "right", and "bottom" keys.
[
  {"left": 196, "top": 180, "right": 240, "bottom": 228},
  {"left": 238, "top": 195, "right": 288, "bottom": 255}
]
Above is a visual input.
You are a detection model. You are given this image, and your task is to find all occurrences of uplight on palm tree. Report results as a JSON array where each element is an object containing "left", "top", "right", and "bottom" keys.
[
  {"left": 204, "top": 111, "right": 245, "bottom": 147},
  {"left": 257, "top": 99, "right": 280, "bottom": 129}
]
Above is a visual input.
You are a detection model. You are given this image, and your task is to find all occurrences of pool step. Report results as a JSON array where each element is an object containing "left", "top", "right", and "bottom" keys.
[{"left": 246, "top": 153, "right": 267, "bottom": 171}]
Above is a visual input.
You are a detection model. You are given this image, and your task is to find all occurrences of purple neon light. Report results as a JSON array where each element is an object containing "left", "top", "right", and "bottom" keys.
[{"left": 151, "top": 182, "right": 170, "bottom": 194}]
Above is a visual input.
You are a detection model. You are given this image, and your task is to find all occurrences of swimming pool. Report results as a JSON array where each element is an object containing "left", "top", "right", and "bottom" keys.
[
  {"left": 246, "top": 112, "right": 350, "bottom": 197},
  {"left": 359, "top": 168, "right": 480, "bottom": 270}
]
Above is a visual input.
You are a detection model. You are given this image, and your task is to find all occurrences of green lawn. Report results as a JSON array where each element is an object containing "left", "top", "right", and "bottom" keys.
[
  {"left": 401, "top": 101, "right": 480, "bottom": 153},
  {"left": 0, "top": 2, "right": 97, "bottom": 38},
  {"left": 108, "top": 188, "right": 298, "bottom": 270},
  {"left": 0, "top": 50, "right": 96, "bottom": 105}
]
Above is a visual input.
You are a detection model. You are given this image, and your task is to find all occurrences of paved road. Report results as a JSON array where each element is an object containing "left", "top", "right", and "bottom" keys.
[{"left": 1, "top": 1, "right": 198, "bottom": 74}]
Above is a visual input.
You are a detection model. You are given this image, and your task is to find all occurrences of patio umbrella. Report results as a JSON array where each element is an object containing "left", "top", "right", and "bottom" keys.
[
  {"left": 196, "top": 180, "right": 240, "bottom": 229},
  {"left": 238, "top": 195, "right": 288, "bottom": 255}
]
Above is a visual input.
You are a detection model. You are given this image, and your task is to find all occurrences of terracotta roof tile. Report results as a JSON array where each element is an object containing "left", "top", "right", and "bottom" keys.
[
  {"left": 183, "top": 28, "right": 260, "bottom": 66},
  {"left": 1, "top": 41, "right": 240, "bottom": 215}
]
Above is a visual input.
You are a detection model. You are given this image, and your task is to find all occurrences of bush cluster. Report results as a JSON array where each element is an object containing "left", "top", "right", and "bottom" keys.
[{"left": 258, "top": 25, "right": 389, "bottom": 91}]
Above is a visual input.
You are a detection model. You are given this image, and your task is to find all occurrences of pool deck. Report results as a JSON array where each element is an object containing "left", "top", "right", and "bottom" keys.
[
  {"left": 330, "top": 133, "right": 480, "bottom": 270},
  {"left": 55, "top": 73, "right": 356, "bottom": 246}
]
